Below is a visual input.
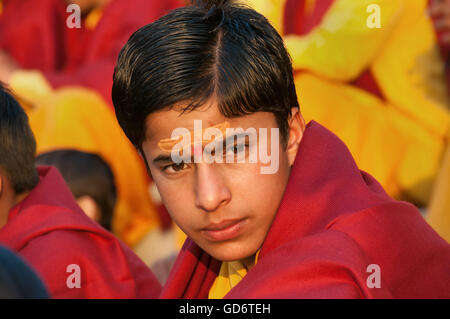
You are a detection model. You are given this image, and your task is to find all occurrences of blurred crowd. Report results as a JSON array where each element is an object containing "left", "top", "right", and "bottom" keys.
[{"left": 0, "top": 0, "right": 449, "bottom": 297}]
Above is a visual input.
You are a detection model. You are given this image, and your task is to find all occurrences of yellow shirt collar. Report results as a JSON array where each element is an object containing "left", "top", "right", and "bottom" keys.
[{"left": 208, "top": 250, "right": 261, "bottom": 299}]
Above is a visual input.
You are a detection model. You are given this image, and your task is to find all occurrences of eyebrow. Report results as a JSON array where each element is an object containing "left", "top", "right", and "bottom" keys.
[
  {"left": 152, "top": 154, "right": 174, "bottom": 165},
  {"left": 152, "top": 132, "right": 251, "bottom": 165}
]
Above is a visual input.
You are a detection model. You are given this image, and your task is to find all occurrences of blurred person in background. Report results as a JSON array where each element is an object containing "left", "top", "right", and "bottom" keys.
[
  {"left": 248, "top": 0, "right": 449, "bottom": 211},
  {"left": 0, "top": 83, "right": 161, "bottom": 298},
  {"left": 27, "top": 87, "right": 181, "bottom": 268},
  {"left": 0, "top": 0, "right": 185, "bottom": 254},
  {"left": 0, "top": 0, "right": 183, "bottom": 107},
  {"left": 429, "top": 0, "right": 450, "bottom": 88},
  {"left": 36, "top": 149, "right": 117, "bottom": 231}
]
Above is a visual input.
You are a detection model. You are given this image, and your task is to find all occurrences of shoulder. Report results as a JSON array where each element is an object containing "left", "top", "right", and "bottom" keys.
[
  {"left": 326, "top": 201, "right": 450, "bottom": 297},
  {"left": 19, "top": 228, "right": 118, "bottom": 283},
  {"left": 327, "top": 201, "right": 450, "bottom": 258},
  {"left": 230, "top": 230, "right": 391, "bottom": 298},
  {"left": 19, "top": 228, "right": 160, "bottom": 298}
]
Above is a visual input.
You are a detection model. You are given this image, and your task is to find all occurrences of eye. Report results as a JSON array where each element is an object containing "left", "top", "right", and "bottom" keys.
[
  {"left": 225, "top": 143, "right": 248, "bottom": 156},
  {"left": 163, "top": 162, "right": 188, "bottom": 173}
]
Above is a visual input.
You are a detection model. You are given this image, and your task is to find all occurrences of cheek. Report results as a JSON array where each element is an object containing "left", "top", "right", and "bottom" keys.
[
  {"left": 151, "top": 175, "right": 198, "bottom": 231},
  {"left": 230, "top": 160, "right": 289, "bottom": 216},
  {"left": 248, "top": 175, "right": 286, "bottom": 216}
]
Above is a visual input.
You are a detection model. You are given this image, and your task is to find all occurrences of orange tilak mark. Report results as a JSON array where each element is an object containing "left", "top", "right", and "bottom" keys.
[
  {"left": 193, "top": 144, "right": 203, "bottom": 156},
  {"left": 158, "top": 121, "right": 230, "bottom": 152}
]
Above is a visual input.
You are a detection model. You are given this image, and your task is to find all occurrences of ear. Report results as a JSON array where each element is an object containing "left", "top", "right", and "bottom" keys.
[
  {"left": 76, "top": 196, "right": 100, "bottom": 222},
  {"left": 0, "top": 175, "right": 3, "bottom": 197},
  {"left": 286, "top": 107, "right": 306, "bottom": 166}
]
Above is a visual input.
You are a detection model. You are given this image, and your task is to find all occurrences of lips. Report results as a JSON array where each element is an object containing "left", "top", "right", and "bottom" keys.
[{"left": 201, "top": 218, "right": 247, "bottom": 242}]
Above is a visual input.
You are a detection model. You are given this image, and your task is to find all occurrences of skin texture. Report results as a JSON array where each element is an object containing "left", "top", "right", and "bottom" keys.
[
  {"left": 0, "top": 50, "right": 18, "bottom": 84},
  {"left": 142, "top": 100, "right": 305, "bottom": 262},
  {"left": 76, "top": 195, "right": 101, "bottom": 223},
  {"left": 0, "top": 167, "right": 29, "bottom": 229}
]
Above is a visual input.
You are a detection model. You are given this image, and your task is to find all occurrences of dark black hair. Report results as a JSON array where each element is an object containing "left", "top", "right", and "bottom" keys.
[
  {"left": 35, "top": 149, "right": 117, "bottom": 231},
  {"left": 0, "top": 84, "right": 39, "bottom": 194},
  {"left": 112, "top": 0, "right": 299, "bottom": 149}
]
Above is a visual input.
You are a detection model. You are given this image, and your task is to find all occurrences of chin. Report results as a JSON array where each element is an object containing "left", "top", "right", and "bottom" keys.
[{"left": 205, "top": 241, "right": 259, "bottom": 262}]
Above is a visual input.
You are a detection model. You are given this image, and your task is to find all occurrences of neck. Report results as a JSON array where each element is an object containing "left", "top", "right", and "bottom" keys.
[
  {"left": 0, "top": 208, "right": 8, "bottom": 229},
  {"left": 14, "top": 191, "right": 29, "bottom": 206},
  {"left": 241, "top": 253, "right": 257, "bottom": 271},
  {"left": 0, "top": 191, "right": 29, "bottom": 229}
]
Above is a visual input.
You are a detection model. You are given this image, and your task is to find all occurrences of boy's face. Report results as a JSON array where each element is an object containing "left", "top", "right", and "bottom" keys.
[{"left": 142, "top": 101, "right": 304, "bottom": 261}]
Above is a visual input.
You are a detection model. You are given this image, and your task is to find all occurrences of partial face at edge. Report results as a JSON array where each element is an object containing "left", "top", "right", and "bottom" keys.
[{"left": 142, "top": 101, "right": 304, "bottom": 262}]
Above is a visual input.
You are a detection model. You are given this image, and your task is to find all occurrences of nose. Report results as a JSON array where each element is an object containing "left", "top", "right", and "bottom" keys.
[{"left": 194, "top": 163, "right": 231, "bottom": 213}]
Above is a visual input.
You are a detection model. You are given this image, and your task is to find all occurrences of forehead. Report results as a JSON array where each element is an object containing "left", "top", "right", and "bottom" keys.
[{"left": 144, "top": 103, "right": 278, "bottom": 146}]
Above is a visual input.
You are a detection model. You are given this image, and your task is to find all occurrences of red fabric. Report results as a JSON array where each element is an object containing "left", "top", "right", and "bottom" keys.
[
  {"left": 350, "top": 69, "right": 385, "bottom": 101},
  {"left": 428, "top": 0, "right": 450, "bottom": 90},
  {"left": 45, "top": 0, "right": 183, "bottom": 106},
  {"left": 0, "top": 166, "right": 161, "bottom": 298},
  {"left": 161, "top": 121, "right": 450, "bottom": 299},
  {"left": 283, "top": 0, "right": 335, "bottom": 36},
  {"left": 0, "top": 0, "right": 67, "bottom": 71},
  {"left": 0, "top": 0, "right": 183, "bottom": 105}
]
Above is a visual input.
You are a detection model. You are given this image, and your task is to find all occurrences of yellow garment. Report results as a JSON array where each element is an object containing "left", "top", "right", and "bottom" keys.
[
  {"left": 9, "top": 70, "right": 53, "bottom": 110},
  {"left": 241, "top": 0, "right": 286, "bottom": 34},
  {"left": 85, "top": 6, "right": 103, "bottom": 30},
  {"left": 175, "top": 224, "right": 187, "bottom": 249},
  {"left": 284, "top": 0, "right": 406, "bottom": 80},
  {"left": 284, "top": 0, "right": 449, "bottom": 205},
  {"left": 427, "top": 130, "right": 450, "bottom": 243},
  {"left": 209, "top": 251, "right": 260, "bottom": 299},
  {"left": 296, "top": 73, "right": 448, "bottom": 204},
  {"left": 26, "top": 86, "right": 160, "bottom": 246}
]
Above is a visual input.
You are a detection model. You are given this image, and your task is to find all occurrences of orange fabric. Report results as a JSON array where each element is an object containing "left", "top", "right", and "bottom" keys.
[{"left": 427, "top": 130, "right": 450, "bottom": 243}]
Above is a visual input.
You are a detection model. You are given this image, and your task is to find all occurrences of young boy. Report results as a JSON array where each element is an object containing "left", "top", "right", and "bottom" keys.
[
  {"left": 112, "top": 0, "right": 450, "bottom": 298},
  {"left": 0, "top": 84, "right": 161, "bottom": 298}
]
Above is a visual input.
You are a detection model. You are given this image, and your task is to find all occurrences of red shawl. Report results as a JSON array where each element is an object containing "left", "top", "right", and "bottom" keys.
[{"left": 161, "top": 121, "right": 450, "bottom": 299}]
